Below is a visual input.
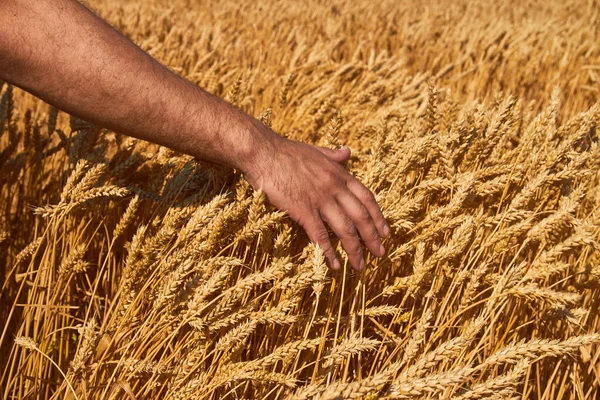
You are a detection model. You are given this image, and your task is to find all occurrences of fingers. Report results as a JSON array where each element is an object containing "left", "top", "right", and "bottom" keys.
[
  {"left": 336, "top": 191, "right": 385, "bottom": 258},
  {"left": 346, "top": 178, "right": 389, "bottom": 238},
  {"left": 316, "top": 146, "right": 351, "bottom": 164},
  {"left": 321, "top": 202, "right": 365, "bottom": 271},
  {"left": 303, "top": 214, "right": 341, "bottom": 270}
]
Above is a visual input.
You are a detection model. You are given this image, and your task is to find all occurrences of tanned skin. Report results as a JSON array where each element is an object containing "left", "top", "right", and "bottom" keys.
[{"left": 0, "top": 0, "right": 390, "bottom": 271}]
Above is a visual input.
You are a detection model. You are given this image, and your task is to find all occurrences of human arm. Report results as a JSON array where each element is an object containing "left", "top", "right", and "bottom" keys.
[{"left": 0, "top": 0, "right": 389, "bottom": 270}]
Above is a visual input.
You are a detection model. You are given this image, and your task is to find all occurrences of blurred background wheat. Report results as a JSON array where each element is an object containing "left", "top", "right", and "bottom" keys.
[{"left": 1, "top": 0, "right": 600, "bottom": 398}]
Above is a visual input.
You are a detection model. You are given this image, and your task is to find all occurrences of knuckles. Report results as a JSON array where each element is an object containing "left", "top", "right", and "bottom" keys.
[
  {"left": 346, "top": 239, "right": 362, "bottom": 255},
  {"left": 321, "top": 169, "right": 346, "bottom": 189},
  {"left": 315, "top": 228, "right": 331, "bottom": 244},
  {"left": 368, "top": 228, "right": 381, "bottom": 241},
  {"left": 357, "top": 204, "right": 371, "bottom": 222},
  {"left": 342, "top": 218, "right": 358, "bottom": 237},
  {"left": 360, "top": 188, "right": 377, "bottom": 206}
]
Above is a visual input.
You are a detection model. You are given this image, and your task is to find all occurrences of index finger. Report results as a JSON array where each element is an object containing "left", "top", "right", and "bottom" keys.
[{"left": 346, "top": 177, "right": 389, "bottom": 238}]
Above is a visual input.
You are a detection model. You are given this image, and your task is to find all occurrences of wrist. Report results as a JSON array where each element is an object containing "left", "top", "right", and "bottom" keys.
[
  {"left": 229, "top": 115, "right": 284, "bottom": 178},
  {"left": 183, "top": 87, "right": 286, "bottom": 178}
]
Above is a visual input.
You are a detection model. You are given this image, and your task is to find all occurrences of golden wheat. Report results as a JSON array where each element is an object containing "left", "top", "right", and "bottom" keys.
[{"left": 1, "top": 0, "right": 600, "bottom": 398}]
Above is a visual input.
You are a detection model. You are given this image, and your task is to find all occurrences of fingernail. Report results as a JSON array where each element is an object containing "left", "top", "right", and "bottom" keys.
[
  {"left": 333, "top": 259, "right": 341, "bottom": 270},
  {"left": 379, "top": 243, "right": 385, "bottom": 256},
  {"left": 359, "top": 259, "right": 365, "bottom": 270},
  {"left": 383, "top": 223, "right": 390, "bottom": 237}
]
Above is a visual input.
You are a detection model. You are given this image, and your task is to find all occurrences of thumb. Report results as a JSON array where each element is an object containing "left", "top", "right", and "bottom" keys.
[{"left": 316, "top": 146, "right": 351, "bottom": 164}]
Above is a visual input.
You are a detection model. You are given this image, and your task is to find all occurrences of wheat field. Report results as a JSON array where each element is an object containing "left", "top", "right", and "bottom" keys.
[{"left": 1, "top": 0, "right": 600, "bottom": 398}]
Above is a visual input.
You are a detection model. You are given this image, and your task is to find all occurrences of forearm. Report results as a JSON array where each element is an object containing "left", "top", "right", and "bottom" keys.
[
  {"left": 0, "top": 0, "right": 275, "bottom": 170},
  {"left": 0, "top": 0, "right": 389, "bottom": 271}
]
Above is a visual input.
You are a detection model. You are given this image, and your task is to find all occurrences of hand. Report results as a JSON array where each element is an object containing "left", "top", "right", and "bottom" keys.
[{"left": 242, "top": 134, "right": 390, "bottom": 271}]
